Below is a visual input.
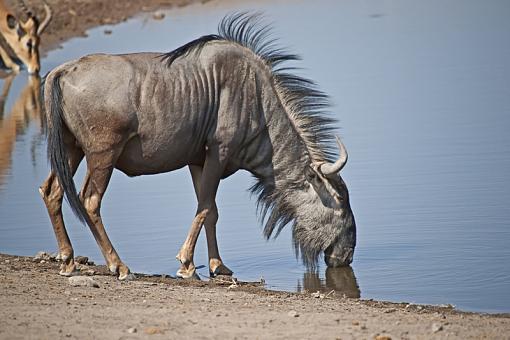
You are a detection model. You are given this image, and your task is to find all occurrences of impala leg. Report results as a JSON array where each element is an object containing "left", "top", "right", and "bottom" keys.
[
  {"left": 80, "top": 153, "right": 130, "bottom": 280},
  {"left": 0, "top": 46, "right": 20, "bottom": 73},
  {"left": 189, "top": 165, "right": 233, "bottom": 277},
  {"left": 176, "top": 145, "right": 225, "bottom": 279},
  {"left": 39, "top": 147, "right": 83, "bottom": 276}
]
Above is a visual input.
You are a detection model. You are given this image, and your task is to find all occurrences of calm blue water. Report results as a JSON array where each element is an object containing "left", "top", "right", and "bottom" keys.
[{"left": 1, "top": 0, "right": 509, "bottom": 313}]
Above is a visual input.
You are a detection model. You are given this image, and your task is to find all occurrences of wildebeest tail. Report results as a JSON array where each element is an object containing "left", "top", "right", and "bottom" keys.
[{"left": 45, "top": 71, "right": 90, "bottom": 225}]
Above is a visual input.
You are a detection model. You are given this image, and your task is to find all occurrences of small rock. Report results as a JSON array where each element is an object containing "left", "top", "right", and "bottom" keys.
[
  {"left": 127, "top": 327, "right": 137, "bottom": 334},
  {"left": 40, "top": 260, "right": 46, "bottom": 264},
  {"left": 152, "top": 11, "right": 165, "bottom": 20},
  {"left": 74, "top": 256, "right": 89, "bottom": 265},
  {"left": 311, "top": 291, "right": 321, "bottom": 298},
  {"left": 34, "top": 251, "right": 52, "bottom": 261},
  {"left": 144, "top": 327, "right": 164, "bottom": 335},
  {"left": 4, "top": 259, "right": 10, "bottom": 264},
  {"left": 104, "top": 29, "right": 112, "bottom": 35},
  {"left": 287, "top": 310, "right": 299, "bottom": 317},
  {"left": 375, "top": 335, "right": 392, "bottom": 340},
  {"left": 352, "top": 320, "right": 360, "bottom": 326},
  {"left": 68, "top": 276, "right": 99, "bottom": 288},
  {"left": 432, "top": 323, "right": 443, "bottom": 333},
  {"left": 384, "top": 308, "right": 396, "bottom": 313}
]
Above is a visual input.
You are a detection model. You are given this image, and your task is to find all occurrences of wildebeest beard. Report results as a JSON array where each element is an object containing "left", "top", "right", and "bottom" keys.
[{"left": 252, "top": 168, "right": 356, "bottom": 269}]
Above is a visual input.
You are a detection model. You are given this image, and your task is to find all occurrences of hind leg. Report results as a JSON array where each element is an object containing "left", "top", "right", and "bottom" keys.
[
  {"left": 39, "top": 146, "right": 83, "bottom": 276},
  {"left": 80, "top": 152, "right": 130, "bottom": 280}
]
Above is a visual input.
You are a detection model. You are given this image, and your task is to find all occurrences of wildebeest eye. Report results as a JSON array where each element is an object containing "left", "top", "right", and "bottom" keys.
[{"left": 304, "top": 167, "right": 316, "bottom": 181}]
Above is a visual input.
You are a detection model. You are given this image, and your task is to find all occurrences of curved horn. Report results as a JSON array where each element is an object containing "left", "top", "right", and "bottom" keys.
[
  {"left": 18, "top": 0, "right": 31, "bottom": 17},
  {"left": 36, "top": 1, "right": 52, "bottom": 35},
  {"left": 319, "top": 136, "right": 348, "bottom": 176}
]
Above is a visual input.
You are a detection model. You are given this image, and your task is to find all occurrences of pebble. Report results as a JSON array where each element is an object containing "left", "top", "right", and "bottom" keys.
[
  {"left": 74, "top": 256, "right": 89, "bottom": 265},
  {"left": 287, "top": 310, "right": 299, "bottom": 317},
  {"left": 127, "top": 327, "right": 137, "bottom": 334},
  {"left": 4, "top": 259, "right": 10, "bottom": 264},
  {"left": 375, "top": 335, "right": 392, "bottom": 340},
  {"left": 152, "top": 11, "right": 165, "bottom": 20},
  {"left": 68, "top": 276, "right": 100, "bottom": 288},
  {"left": 104, "top": 29, "right": 112, "bottom": 35},
  {"left": 34, "top": 251, "right": 54, "bottom": 261},
  {"left": 40, "top": 260, "right": 46, "bottom": 264},
  {"left": 144, "top": 327, "right": 164, "bottom": 335},
  {"left": 432, "top": 323, "right": 443, "bottom": 333}
]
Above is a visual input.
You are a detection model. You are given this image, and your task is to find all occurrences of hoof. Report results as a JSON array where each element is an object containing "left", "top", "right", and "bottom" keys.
[
  {"left": 59, "top": 262, "right": 77, "bottom": 277},
  {"left": 119, "top": 273, "right": 136, "bottom": 281},
  {"left": 112, "top": 263, "right": 131, "bottom": 281},
  {"left": 210, "top": 263, "right": 233, "bottom": 277},
  {"left": 176, "top": 266, "right": 200, "bottom": 280}
]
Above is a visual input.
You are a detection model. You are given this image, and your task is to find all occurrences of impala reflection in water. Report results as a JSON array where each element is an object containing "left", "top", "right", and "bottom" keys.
[{"left": 0, "top": 74, "right": 43, "bottom": 189}]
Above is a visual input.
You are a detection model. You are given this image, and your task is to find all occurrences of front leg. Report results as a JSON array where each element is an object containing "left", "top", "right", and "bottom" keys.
[
  {"left": 0, "top": 46, "right": 20, "bottom": 73},
  {"left": 188, "top": 165, "right": 233, "bottom": 277},
  {"left": 175, "top": 145, "right": 226, "bottom": 279}
]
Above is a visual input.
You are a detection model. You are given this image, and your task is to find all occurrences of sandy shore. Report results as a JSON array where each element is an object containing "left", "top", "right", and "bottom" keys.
[
  {"left": 1, "top": 1, "right": 509, "bottom": 338},
  {"left": 1, "top": 253, "right": 509, "bottom": 339}
]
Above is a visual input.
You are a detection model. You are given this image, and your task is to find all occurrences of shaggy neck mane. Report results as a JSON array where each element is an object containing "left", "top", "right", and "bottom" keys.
[
  {"left": 161, "top": 12, "right": 337, "bottom": 163},
  {"left": 161, "top": 13, "right": 340, "bottom": 252}
]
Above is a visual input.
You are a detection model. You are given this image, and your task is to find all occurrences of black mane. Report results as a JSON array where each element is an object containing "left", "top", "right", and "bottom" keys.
[{"left": 160, "top": 34, "right": 220, "bottom": 66}]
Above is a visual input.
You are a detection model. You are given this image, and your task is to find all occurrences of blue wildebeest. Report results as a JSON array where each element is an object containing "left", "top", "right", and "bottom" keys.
[{"left": 40, "top": 13, "right": 356, "bottom": 280}]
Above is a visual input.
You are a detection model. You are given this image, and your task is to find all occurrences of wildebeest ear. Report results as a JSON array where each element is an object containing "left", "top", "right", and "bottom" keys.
[{"left": 7, "top": 14, "right": 17, "bottom": 29}]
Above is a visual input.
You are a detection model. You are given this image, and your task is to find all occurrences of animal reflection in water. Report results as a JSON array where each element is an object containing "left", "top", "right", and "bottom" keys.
[
  {"left": 0, "top": 74, "right": 43, "bottom": 188},
  {"left": 298, "top": 266, "right": 360, "bottom": 298}
]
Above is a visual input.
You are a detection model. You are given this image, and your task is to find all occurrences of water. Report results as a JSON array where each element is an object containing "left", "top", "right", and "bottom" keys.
[{"left": 1, "top": 0, "right": 509, "bottom": 313}]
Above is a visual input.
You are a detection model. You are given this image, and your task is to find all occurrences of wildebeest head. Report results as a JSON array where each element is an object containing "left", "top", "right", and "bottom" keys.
[
  {"left": 2, "top": 1, "right": 52, "bottom": 74},
  {"left": 292, "top": 138, "right": 356, "bottom": 268}
]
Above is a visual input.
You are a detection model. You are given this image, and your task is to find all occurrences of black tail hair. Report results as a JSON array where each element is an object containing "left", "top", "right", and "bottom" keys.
[{"left": 46, "top": 72, "right": 90, "bottom": 225}]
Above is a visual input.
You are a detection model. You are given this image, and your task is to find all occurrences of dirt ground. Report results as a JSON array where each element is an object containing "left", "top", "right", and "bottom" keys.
[
  {"left": 0, "top": 253, "right": 509, "bottom": 339},
  {"left": 1, "top": 1, "right": 510, "bottom": 339}
]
